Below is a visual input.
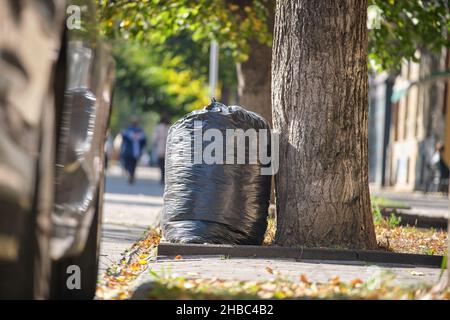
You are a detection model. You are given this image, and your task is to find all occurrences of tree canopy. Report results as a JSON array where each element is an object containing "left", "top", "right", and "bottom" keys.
[
  {"left": 97, "top": 0, "right": 271, "bottom": 128},
  {"left": 98, "top": 0, "right": 272, "bottom": 61},
  {"left": 99, "top": 0, "right": 449, "bottom": 70},
  {"left": 368, "top": 0, "right": 450, "bottom": 72},
  {"left": 97, "top": 0, "right": 450, "bottom": 121}
]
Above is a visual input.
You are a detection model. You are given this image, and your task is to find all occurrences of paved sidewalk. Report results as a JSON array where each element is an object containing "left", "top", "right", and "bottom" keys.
[
  {"left": 98, "top": 169, "right": 448, "bottom": 298},
  {"left": 132, "top": 255, "right": 446, "bottom": 295},
  {"left": 98, "top": 165, "right": 163, "bottom": 275}
]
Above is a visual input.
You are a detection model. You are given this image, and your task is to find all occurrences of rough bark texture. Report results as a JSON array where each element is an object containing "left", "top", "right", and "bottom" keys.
[{"left": 272, "top": 0, "right": 377, "bottom": 249}]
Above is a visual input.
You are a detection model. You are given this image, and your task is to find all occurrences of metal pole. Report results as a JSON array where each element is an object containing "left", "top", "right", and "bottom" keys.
[{"left": 209, "top": 41, "right": 219, "bottom": 99}]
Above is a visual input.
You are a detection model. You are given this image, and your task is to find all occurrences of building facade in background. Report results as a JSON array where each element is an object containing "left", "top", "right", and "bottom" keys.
[
  {"left": 368, "top": 48, "right": 450, "bottom": 192},
  {"left": 368, "top": 72, "right": 394, "bottom": 187}
]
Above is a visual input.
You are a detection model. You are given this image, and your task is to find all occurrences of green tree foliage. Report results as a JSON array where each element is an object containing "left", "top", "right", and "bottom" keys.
[
  {"left": 369, "top": 0, "right": 450, "bottom": 71},
  {"left": 113, "top": 41, "right": 209, "bottom": 114},
  {"left": 97, "top": 0, "right": 273, "bottom": 118},
  {"left": 99, "top": 1, "right": 450, "bottom": 71},
  {"left": 98, "top": 0, "right": 272, "bottom": 61},
  {"left": 98, "top": 0, "right": 450, "bottom": 119},
  {"left": 106, "top": 39, "right": 210, "bottom": 134},
  {"left": 162, "top": 31, "right": 238, "bottom": 99}
]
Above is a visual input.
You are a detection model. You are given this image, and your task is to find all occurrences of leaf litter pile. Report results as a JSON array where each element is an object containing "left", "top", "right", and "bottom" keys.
[
  {"left": 376, "top": 224, "right": 447, "bottom": 255},
  {"left": 264, "top": 217, "right": 448, "bottom": 256},
  {"left": 139, "top": 271, "right": 450, "bottom": 300},
  {"left": 371, "top": 199, "right": 448, "bottom": 256},
  {"left": 96, "top": 228, "right": 161, "bottom": 300}
]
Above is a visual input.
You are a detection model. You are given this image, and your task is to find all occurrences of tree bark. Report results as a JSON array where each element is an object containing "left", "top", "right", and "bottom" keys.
[
  {"left": 220, "top": 84, "right": 231, "bottom": 105},
  {"left": 236, "top": 1, "right": 274, "bottom": 126},
  {"left": 237, "top": 41, "right": 272, "bottom": 125},
  {"left": 272, "top": 0, "right": 377, "bottom": 249}
]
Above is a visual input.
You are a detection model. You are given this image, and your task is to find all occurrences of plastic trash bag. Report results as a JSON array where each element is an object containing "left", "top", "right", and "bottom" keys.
[{"left": 162, "top": 101, "right": 272, "bottom": 245}]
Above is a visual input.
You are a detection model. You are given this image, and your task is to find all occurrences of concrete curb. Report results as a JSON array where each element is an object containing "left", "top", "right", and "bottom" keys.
[
  {"left": 380, "top": 208, "right": 448, "bottom": 229},
  {"left": 378, "top": 204, "right": 411, "bottom": 210},
  {"left": 158, "top": 243, "right": 444, "bottom": 268}
]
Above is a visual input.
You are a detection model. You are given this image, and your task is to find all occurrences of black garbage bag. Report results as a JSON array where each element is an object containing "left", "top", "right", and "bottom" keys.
[{"left": 162, "top": 101, "right": 272, "bottom": 245}]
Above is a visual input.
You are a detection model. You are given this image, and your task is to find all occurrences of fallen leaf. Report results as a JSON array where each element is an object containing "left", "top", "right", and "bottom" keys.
[
  {"left": 350, "top": 278, "right": 363, "bottom": 287},
  {"left": 330, "top": 276, "right": 340, "bottom": 286},
  {"left": 138, "top": 259, "right": 148, "bottom": 265},
  {"left": 118, "top": 292, "right": 128, "bottom": 300},
  {"left": 130, "top": 262, "right": 141, "bottom": 271},
  {"left": 139, "top": 253, "right": 149, "bottom": 260},
  {"left": 299, "top": 274, "right": 311, "bottom": 285}
]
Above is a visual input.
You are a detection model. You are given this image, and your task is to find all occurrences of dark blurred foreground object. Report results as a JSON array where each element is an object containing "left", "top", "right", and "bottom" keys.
[
  {"left": 162, "top": 101, "right": 271, "bottom": 245},
  {"left": 0, "top": 0, "right": 114, "bottom": 299}
]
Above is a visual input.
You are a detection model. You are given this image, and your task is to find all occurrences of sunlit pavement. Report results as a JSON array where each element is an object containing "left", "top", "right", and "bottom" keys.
[
  {"left": 131, "top": 256, "right": 445, "bottom": 299},
  {"left": 370, "top": 189, "right": 449, "bottom": 219},
  {"left": 97, "top": 165, "right": 447, "bottom": 299},
  {"left": 98, "top": 164, "right": 163, "bottom": 276}
]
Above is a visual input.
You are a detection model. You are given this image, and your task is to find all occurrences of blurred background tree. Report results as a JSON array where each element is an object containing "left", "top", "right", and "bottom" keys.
[
  {"left": 109, "top": 40, "right": 210, "bottom": 135},
  {"left": 97, "top": 0, "right": 272, "bottom": 136},
  {"left": 97, "top": 0, "right": 449, "bottom": 136}
]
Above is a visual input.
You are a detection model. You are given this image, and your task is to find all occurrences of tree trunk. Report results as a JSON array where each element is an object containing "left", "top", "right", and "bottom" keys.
[
  {"left": 221, "top": 84, "right": 231, "bottom": 105},
  {"left": 272, "top": 0, "right": 377, "bottom": 249},
  {"left": 236, "top": 1, "right": 274, "bottom": 126},
  {"left": 237, "top": 41, "right": 272, "bottom": 125}
]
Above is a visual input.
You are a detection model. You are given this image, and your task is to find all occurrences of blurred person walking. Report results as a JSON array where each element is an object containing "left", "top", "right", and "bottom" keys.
[
  {"left": 120, "top": 116, "right": 147, "bottom": 184},
  {"left": 152, "top": 114, "right": 170, "bottom": 184},
  {"left": 430, "top": 142, "right": 449, "bottom": 193}
]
